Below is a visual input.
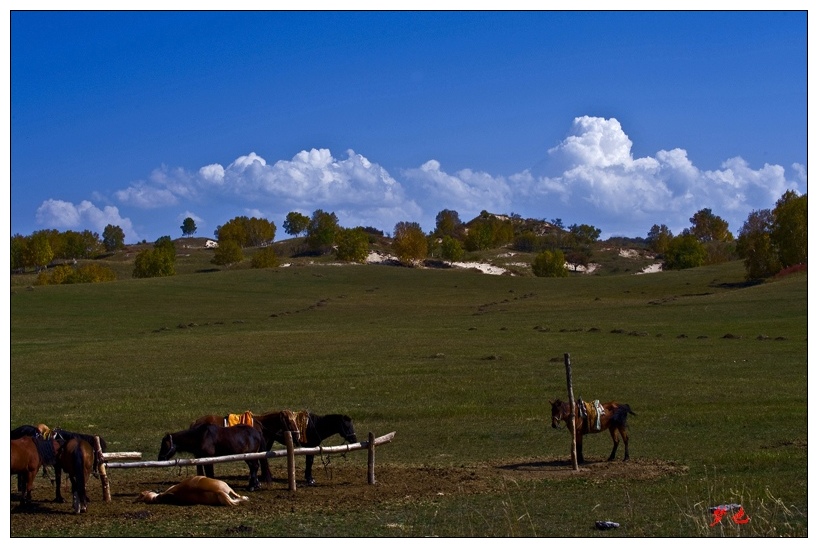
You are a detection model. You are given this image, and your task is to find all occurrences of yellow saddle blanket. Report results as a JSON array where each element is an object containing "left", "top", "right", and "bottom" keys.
[
  {"left": 281, "top": 410, "right": 310, "bottom": 444},
  {"left": 225, "top": 411, "right": 254, "bottom": 428}
]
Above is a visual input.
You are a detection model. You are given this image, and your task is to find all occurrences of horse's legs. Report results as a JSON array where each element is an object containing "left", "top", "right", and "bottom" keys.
[
  {"left": 246, "top": 459, "right": 261, "bottom": 491},
  {"left": 196, "top": 464, "right": 205, "bottom": 476},
  {"left": 608, "top": 427, "right": 620, "bottom": 461},
  {"left": 54, "top": 464, "right": 65, "bottom": 503},
  {"left": 204, "top": 464, "right": 215, "bottom": 478},
  {"left": 305, "top": 454, "right": 316, "bottom": 485},
  {"left": 622, "top": 427, "right": 630, "bottom": 461},
  {"left": 260, "top": 457, "right": 273, "bottom": 484}
]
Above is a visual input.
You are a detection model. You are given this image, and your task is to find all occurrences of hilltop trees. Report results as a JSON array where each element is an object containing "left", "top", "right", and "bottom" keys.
[
  {"left": 103, "top": 224, "right": 126, "bottom": 252},
  {"left": 335, "top": 227, "right": 370, "bottom": 263},
  {"left": 215, "top": 216, "right": 276, "bottom": 248},
  {"left": 770, "top": 190, "right": 807, "bottom": 268},
  {"left": 646, "top": 224, "right": 673, "bottom": 254},
  {"left": 283, "top": 211, "right": 311, "bottom": 237},
  {"left": 737, "top": 190, "right": 807, "bottom": 280},
  {"left": 306, "top": 210, "right": 341, "bottom": 253},
  {"left": 181, "top": 217, "right": 197, "bottom": 238},
  {"left": 434, "top": 209, "right": 464, "bottom": 239}
]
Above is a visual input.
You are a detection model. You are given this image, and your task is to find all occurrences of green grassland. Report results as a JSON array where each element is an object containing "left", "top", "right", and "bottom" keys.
[{"left": 9, "top": 254, "right": 807, "bottom": 536}]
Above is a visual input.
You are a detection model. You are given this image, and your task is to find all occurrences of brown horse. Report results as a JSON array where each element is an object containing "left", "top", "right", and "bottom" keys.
[
  {"left": 192, "top": 411, "right": 300, "bottom": 483},
  {"left": 55, "top": 438, "right": 95, "bottom": 514},
  {"left": 10, "top": 435, "right": 60, "bottom": 505},
  {"left": 158, "top": 423, "right": 270, "bottom": 491},
  {"left": 550, "top": 399, "right": 635, "bottom": 463},
  {"left": 256, "top": 411, "right": 357, "bottom": 485},
  {"left": 134, "top": 476, "right": 249, "bottom": 506}
]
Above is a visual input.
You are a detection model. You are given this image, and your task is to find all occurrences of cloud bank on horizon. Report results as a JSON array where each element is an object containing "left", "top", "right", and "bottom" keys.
[{"left": 34, "top": 116, "right": 806, "bottom": 244}]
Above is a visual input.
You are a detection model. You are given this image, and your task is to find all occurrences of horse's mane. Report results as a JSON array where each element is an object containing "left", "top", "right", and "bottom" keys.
[
  {"left": 52, "top": 428, "right": 108, "bottom": 451},
  {"left": 11, "top": 425, "right": 42, "bottom": 440}
]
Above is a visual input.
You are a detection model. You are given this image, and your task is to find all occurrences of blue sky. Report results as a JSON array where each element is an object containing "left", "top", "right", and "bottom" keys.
[{"left": 8, "top": 10, "right": 808, "bottom": 244}]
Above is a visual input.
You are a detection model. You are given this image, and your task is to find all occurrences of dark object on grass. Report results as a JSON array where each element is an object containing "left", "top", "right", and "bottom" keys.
[{"left": 595, "top": 521, "right": 620, "bottom": 530}]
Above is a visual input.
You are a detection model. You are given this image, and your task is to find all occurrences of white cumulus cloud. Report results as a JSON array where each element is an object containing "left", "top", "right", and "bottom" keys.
[{"left": 35, "top": 199, "right": 138, "bottom": 241}]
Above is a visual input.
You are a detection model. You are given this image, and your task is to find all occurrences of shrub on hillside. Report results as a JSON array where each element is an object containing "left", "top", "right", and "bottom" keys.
[
  {"left": 34, "top": 263, "right": 117, "bottom": 285},
  {"left": 532, "top": 249, "right": 568, "bottom": 277},
  {"left": 251, "top": 247, "right": 280, "bottom": 268}
]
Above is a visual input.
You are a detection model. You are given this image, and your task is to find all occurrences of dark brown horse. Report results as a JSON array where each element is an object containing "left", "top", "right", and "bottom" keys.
[
  {"left": 258, "top": 411, "right": 358, "bottom": 485},
  {"left": 550, "top": 399, "right": 635, "bottom": 463},
  {"left": 189, "top": 412, "right": 294, "bottom": 483},
  {"left": 55, "top": 438, "right": 94, "bottom": 514},
  {"left": 157, "top": 423, "right": 270, "bottom": 491},
  {"left": 10, "top": 435, "right": 60, "bottom": 505}
]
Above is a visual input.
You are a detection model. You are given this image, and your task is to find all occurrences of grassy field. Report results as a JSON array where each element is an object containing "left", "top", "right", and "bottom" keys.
[{"left": 8, "top": 255, "right": 808, "bottom": 536}]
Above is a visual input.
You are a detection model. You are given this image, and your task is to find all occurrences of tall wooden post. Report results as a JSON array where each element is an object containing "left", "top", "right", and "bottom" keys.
[
  {"left": 95, "top": 436, "right": 112, "bottom": 502},
  {"left": 285, "top": 431, "right": 296, "bottom": 492},
  {"left": 564, "top": 353, "right": 579, "bottom": 470},
  {"left": 367, "top": 432, "right": 376, "bottom": 484}
]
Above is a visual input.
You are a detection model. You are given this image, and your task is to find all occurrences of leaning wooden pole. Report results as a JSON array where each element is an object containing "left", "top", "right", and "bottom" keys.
[
  {"left": 285, "top": 431, "right": 296, "bottom": 492},
  {"left": 95, "top": 436, "right": 112, "bottom": 502},
  {"left": 367, "top": 431, "right": 376, "bottom": 485},
  {"left": 564, "top": 353, "right": 579, "bottom": 470}
]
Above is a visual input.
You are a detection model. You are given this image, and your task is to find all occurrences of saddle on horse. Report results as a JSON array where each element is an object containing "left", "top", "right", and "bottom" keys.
[
  {"left": 577, "top": 398, "right": 605, "bottom": 433},
  {"left": 225, "top": 411, "right": 254, "bottom": 428}
]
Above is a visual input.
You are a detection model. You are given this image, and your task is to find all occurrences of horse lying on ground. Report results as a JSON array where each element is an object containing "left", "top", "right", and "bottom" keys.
[
  {"left": 134, "top": 476, "right": 249, "bottom": 506},
  {"left": 550, "top": 399, "right": 635, "bottom": 463},
  {"left": 55, "top": 438, "right": 94, "bottom": 514},
  {"left": 157, "top": 423, "right": 270, "bottom": 491},
  {"left": 10, "top": 435, "right": 61, "bottom": 505}
]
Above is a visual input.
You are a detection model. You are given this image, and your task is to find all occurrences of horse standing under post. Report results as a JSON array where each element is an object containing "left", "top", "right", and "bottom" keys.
[
  {"left": 157, "top": 423, "right": 270, "bottom": 491},
  {"left": 550, "top": 399, "right": 635, "bottom": 463}
]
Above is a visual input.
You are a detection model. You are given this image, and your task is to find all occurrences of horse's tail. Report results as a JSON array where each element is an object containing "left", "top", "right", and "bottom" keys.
[
  {"left": 36, "top": 437, "right": 59, "bottom": 466},
  {"left": 72, "top": 443, "right": 88, "bottom": 505},
  {"left": 612, "top": 404, "right": 635, "bottom": 426}
]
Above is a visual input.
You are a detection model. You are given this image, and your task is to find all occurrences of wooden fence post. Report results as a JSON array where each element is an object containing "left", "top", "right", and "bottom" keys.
[
  {"left": 95, "top": 436, "right": 111, "bottom": 502},
  {"left": 564, "top": 353, "right": 579, "bottom": 471},
  {"left": 285, "top": 431, "right": 296, "bottom": 492},
  {"left": 367, "top": 432, "right": 376, "bottom": 485}
]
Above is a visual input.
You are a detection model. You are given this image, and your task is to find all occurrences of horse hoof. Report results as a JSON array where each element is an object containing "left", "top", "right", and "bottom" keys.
[{"left": 306, "top": 479, "right": 316, "bottom": 486}]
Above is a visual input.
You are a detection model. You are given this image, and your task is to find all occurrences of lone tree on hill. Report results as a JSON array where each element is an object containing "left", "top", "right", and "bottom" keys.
[
  {"left": 283, "top": 211, "right": 310, "bottom": 237},
  {"left": 103, "top": 224, "right": 126, "bottom": 252},
  {"left": 181, "top": 217, "right": 198, "bottom": 238}
]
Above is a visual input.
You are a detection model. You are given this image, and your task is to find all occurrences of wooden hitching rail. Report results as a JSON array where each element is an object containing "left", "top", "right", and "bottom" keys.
[{"left": 95, "top": 431, "right": 395, "bottom": 501}]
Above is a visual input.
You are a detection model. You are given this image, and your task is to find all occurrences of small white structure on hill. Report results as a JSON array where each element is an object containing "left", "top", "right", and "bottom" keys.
[{"left": 204, "top": 240, "right": 219, "bottom": 249}]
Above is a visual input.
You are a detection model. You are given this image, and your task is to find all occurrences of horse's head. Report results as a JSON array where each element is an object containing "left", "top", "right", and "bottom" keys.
[
  {"left": 158, "top": 434, "right": 176, "bottom": 460},
  {"left": 340, "top": 415, "right": 358, "bottom": 444},
  {"left": 134, "top": 491, "right": 159, "bottom": 503},
  {"left": 550, "top": 400, "right": 566, "bottom": 429}
]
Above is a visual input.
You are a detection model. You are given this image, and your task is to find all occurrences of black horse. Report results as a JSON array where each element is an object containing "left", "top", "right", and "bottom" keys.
[
  {"left": 157, "top": 423, "right": 270, "bottom": 491},
  {"left": 258, "top": 412, "right": 358, "bottom": 486}
]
